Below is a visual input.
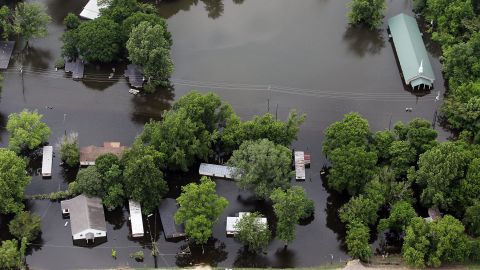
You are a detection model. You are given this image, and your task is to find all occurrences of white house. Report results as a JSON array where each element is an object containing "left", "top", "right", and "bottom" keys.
[
  {"left": 226, "top": 212, "right": 267, "bottom": 236},
  {"left": 41, "top": 146, "right": 53, "bottom": 177},
  {"left": 128, "top": 200, "right": 144, "bottom": 238},
  {"left": 61, "top": 195, "right": 107, "bottom": 242}
]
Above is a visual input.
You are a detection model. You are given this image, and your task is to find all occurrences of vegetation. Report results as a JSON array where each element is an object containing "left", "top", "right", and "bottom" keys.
[
  {"left": 76, "top": 17, "right": 121, "bottom": 62},
  {"left": 57, "top": 132, "right": 80, "bottom": 167},
  {"left": 63, "top": 13, "right": 80, "bottom": 30},
  {"left": 270, "top": 186, "right": 314, "bottom": 246},
  {"left": 345, "top": 221, "right": 372, "bottom": 261},
  {"left": 129, "top": 250, "right": 144, "bottom": 261},
  {"left": 175, "top": 177, "right": 228, "bottom": 245},
  {"left": 9, "top": 211, "right": 42, "bottom": 242},
  {"left": 378, "top": 201, "right": 417, "bottom": 232},
  {"left": 6, "top": 110, "right": 51, "bottom": 154},
  {"left": 0, "top": 239, "right": 20, "bottom": 269},
  {"left": 13, "top": 2, "right": 51, "bottom": 47},
  {"left": 347, "top": 0, "right": 386, "bottom": 29},
  {"left": 234, "top": 212, "right": 271, "bottom": 253},
  {"left": 228, "top": 139, "right": 293, "bottom": 200},
  {"left": 0, "top": 149, "right": 30, "bottom": 214}
]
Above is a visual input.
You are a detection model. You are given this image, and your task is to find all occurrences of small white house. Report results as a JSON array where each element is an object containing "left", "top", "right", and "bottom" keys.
[
  {"left": 61, "top": 195, "right": 107, "bottom": 242},
  {"left": 42, "top": 146, "right": 53, "bottom": 177},
  {"left": 226, "top": 212, "right": 267, "bottom": 236},
  {"left": 80, "top": 0, "right": 108, "bottom": 20},
  {"left": 128, "top": 200, "right": 144, "bottom": 238},
  {"left": 199, "top": 163, "right": 239, "bottom": 180}
]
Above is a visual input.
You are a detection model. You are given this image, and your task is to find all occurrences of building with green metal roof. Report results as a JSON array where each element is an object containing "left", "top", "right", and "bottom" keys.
[{"left": 388, "top": 13, "right": 435, "bottom": 90}]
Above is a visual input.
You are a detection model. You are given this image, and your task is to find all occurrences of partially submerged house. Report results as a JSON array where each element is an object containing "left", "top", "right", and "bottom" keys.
[
  {"left": 158, "top": 198, "right": 185, "bottom": 240},
  {"left": 64, "top": 58, "right": 85, "bottom": 80},
  {"left": 0, "top": 41, "right": 15, "bottom": 70},
  {"left": 198, "top": 163, "right": 239, "bottom": 180},
  {"left": 128, "top": 200, "right": 144, "bottom": 238},
  {"left": 125, "top": 64, "right": 144, "bottom": 89},
  {"left": 80, "top": 142, "right": 126, "bottom": 166},
  {"left": 388, "top": 13, "right": 435, "bottom": 90},
  {"left": 80, "top": 0, "right": 108, "bottom": 20},
  {"left": 226, "top": 212, "right": 267, "bottom": 236},
  {"left": 61, "top": 195, "right": 107, "bottom": 243},
  {"left": 41, "top": 146, "right": 53, "bottom": 178}
]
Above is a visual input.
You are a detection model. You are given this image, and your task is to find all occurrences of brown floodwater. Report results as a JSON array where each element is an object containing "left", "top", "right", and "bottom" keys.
[{"left": 0, "top": 0, "right": 450, "bottom": 269}]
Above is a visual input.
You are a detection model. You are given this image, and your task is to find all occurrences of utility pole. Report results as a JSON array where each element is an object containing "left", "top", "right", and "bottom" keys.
[
  {"left": 267, "top": 85, "right": 271, "bottom": 113},
  {"left": 63, "top": 114, "right": 67, "bottom": 136}
]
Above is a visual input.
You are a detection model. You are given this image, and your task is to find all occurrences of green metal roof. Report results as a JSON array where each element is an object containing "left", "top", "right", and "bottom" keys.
[{"left": 388, "top": 13, "right": 435, "bottom": 87}]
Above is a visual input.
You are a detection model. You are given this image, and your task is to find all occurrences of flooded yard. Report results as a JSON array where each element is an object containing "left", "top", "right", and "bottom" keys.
[{"left": 0, "top": 0, "right": 449, "bottom": 269}]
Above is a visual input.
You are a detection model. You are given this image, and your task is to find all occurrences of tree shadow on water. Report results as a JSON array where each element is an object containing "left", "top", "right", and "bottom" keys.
[
  {"left": 272, "top": 247, "right": 297, "bottom": 268},
  {"left": 130, "top": 85, "right": 175, "bottom": 124},
  {"left": 175, "top": 238, "right": 227, "bottom": 267},
  {"left": 343, "top": 25, "right": 386, "bottom": 57},
  {"left": 233, "top": 247, "right": 270, "bottom": 268}
]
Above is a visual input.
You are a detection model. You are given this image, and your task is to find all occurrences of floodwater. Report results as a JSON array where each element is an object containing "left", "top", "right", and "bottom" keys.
[{"left": 0, "top": 0, "right": 449, "bottom": 269}]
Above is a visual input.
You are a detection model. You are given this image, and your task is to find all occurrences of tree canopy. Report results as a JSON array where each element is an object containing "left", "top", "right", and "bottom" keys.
[
  {"left": 378, "top": 200, "right": 417, "bottom": 232},
  {"left": 57, "top": 132, "right": 79, "bottom": 167},
  {"left": 6, "top": 110, "right": 51, "bottom": 154},
  {"left": 0, "top": 239, "right": 20, "bottom": 269},
  {"left": 75, "top": 17, "right": 121, "bottom": 62},
  {"left": 228, "top": 139, "right": 293, "bottom": 200},
  {"left": 0, "top": 149, "right": 30, "bottom": 214},
  {"left": 8, "top": 211, "right": 41, "bottom": 242},
  {"left": 347, "top": 0, "right": 386, "bottom": 29},
  {"left": 13, "top": 2, "right": 51, "bottom": 46},
  {"left": 175, "top": 177, "right": 228, "bottom": 245},
  {"left": 345, "top": 221, "right": 372, "bottom": 261},
  {"left": 234, "top": 212, "right": 271, "bottom": 253}
]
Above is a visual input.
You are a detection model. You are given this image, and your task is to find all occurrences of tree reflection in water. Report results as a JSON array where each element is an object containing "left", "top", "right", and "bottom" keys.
[{"left": 175, "top": 238, "right": 227, "bottom": 267}]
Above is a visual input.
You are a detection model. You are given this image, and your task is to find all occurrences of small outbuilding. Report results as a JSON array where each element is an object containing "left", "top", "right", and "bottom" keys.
[
  {"left": 128, "top": 200, "right": 144, "bottom": 238},
  {"left": 125, "top": 64, "right": 144, "bottom": 89},
  {"left": 61, "top": 195, "right": 107, "bottom": 243},
  {"left": 388, "top": 13, "right": 435, "bottom": 90},
  {"left": 80, "top": 142, "right": 126, "bottom": 166},
  {"left": 226, "top": 212, "right": 267, "bottom": 236},
  {"left": 158, "top": 198, "right": 186, "bottom": 240},
  {"left": 198, "top": 163, "right": 239, "bottom": 180},
  {"left": 64, "top": 58, "right": 85, "bottom": 80},
  {"left": 80, "top": 0, "right": 108, "bottom": 20},
  {"left": 0, "top": 41, "right": 15, "bottom": 70},
  {"left": 41, "top": 146, "right": 53, "bottom": 178}
]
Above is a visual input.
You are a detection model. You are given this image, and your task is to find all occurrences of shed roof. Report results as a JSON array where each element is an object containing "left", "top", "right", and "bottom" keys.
[
  {"left": 128, "top": 200, "right": 144, "bottom": 237},
  {"left": 61, "top": 195, "right": 106, "bottom": 236},
  {"left": 64, "top": 58, "right": 84, "bottom": 79},
  {"left": 125, "top": 64, "right": 144, "bottom": 88},
  {"left": 0, "top": 41, "right": 15, "bottom": 70},
  {"left": 41, "top": 146, "right": 53, "bottom": 176},
  {"left": 388, "top": 13, "right": 435, "bottom": 87},
  {"left": 80, "top": 142, "right": 126, "bottom": 165},
  {"left": 79, "top": 0, "right": 107, "bottom": 20},
  {"left": 199, "top": 163, "right": 239, "bottom": 180},
  {"left": 158, "top": 198, "right": 185, "bottom": 239}
]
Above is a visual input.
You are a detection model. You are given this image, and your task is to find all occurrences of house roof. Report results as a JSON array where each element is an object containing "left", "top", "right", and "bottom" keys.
[
  {"left": 79, "top": 0, "right": 107, "bottom": 20},
  {"left": 158, "top": 198, "right": 185, "bottom": 239},
  {"left": 80, "top": 142, "right": 126, "bottom": 164},
  {"left": 0, "top": 41, "right": 15, "bottom": 70},
  {"left": 198, "top": 163, "right": 239, "bottom": 180},
  {"left": 388, "top": 13, "right": 435, "bottom": 86},
  {"left": 61, "top": 195, "right": 106, "bottom": 235}
]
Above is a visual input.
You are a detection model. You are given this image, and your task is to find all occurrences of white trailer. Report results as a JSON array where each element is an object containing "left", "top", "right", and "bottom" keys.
[
  {"left": 128, "top": 200, "right": 144, "bottom": 238},
  {"left": 42, "top": 146, "right": 53, "bottom": 177}
]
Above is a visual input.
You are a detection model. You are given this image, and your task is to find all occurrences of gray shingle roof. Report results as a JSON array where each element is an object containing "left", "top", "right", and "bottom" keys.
[{"left": 61, "top": 195, "right": 106, "bottom": 236}]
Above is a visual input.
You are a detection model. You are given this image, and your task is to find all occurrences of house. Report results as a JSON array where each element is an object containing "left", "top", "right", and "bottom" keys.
[
  {"left": 388, "top": 13, "right": 435, "bottom": 90},
  {"left": 80, "top": 142, "right": 126, "bottom": 166},
  {"left": 158, "top": 198, "right": 186, "bottom": 240},
  {"left": 41, "top": 146, "right": 53, "bottom": 178},
  {"left": 198, "top": 163, "right": 239, "bottom": 180},
  {"left": 128, "top": 200, "right": 144, "bottom": 238},
  {"left": 80, "top": 0, "right": 108, "bottom": 20},
  {"left": 61, "top": 195, "right": 107, "bottom": 243},
  {"left": 0, "top": 41, "right": 15, "bottom": 70},
  {"left": 226, "top": 212, "right": 267, "bottom": 236}
]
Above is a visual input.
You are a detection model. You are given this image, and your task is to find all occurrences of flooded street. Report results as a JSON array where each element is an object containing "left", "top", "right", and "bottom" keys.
[{"left": 0, "top": 0, "right": 449, "bottom": 269}]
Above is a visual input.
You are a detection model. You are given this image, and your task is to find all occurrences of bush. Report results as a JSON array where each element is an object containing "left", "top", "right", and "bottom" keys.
[
  {"left": 57, "top": 132, "right": 80, "bottom": 167},
  {"left": 8, "top": 211, "right": 41, "bottom": 242},
  {"left": 63, "top": 13, "right": 80, "bottom": 29},
  {"left": 55, "top": 58, "right": 65, "bottom": 69},
  {"left": 130, "top": 250, "right": 144, "bottom": 261}
]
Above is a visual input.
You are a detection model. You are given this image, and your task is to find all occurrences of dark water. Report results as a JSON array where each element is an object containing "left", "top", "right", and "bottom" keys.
[{"left": 0, "top": 0, "right": 450, "bottom": 269}]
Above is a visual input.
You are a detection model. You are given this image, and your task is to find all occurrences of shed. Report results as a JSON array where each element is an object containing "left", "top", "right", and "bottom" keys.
[
  {"left": 158, "top": 198, "right": 185, "bottom": 240},
  {"left": 41, "top": 146, "right": 53, "bottom": 178},
  {"left": 80, "top": 142, "right": 126, "bottom": 166},
  {"left": 80, "top": 0, "right": 108, "bottom": 20},
  {"left": 128, "top": 200, "right": 144, "bottom": 238},
  {"left": 226, "top": 212, "right": 267, "bottom": 236},
  {"left": 294, "top": 151, "right": 306, "bottom": 180},
  {"left": 0, "top": 41, "right": 15, "bottom": 70},
  {"left": 124, "top": 64, "right": 144, "bottom": 88},
  {"left": 64, "top": 58, "right": 84, "bottom": 80},
  {"left": 198, "top": 163, "right": 239, "bottom": 180},
  {"left": 388, "top": 13, "right": 435, "bottom": 90},
  {"left": 60, "top": 195, "right": 107, "bottom": 242}
]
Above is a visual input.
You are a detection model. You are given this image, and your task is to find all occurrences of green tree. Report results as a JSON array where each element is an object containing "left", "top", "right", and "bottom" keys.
[
  {"left": 222, "top": 111, "right": 305, "bottom": 153},
  {"left": 441, "top": 81, "right": 480, "bottom": 135},
  {"left": 76, "top": 17, "right": 121, "bottom": 62},
  {"left": 122, "top": 12, "right": 171, "bottom": 45},
  {"left": 0, "top": 149, "right": 30, "bottom": 214},
  {"left": 228, "top": 139, "right": 293, "bottom": 200},
  {"left": 234, "top": 212, "right": 271, "bottom": 253},
  {"left": 459, "top": 158, "right": 480, "bottom": 207},
  {"left": 123, "top": 154, "right": 167, "bottom": 214},
  {"left": 8, "top": 211, "right": 41, "bottom": 242},
  {"left": 6, "top": 109, "right": 51, "bottom": 154},
  {"left": 0, "top": 6, "right": 13, "bottom": 40},
  {"left": 323, "top": 112, "right": 371, "bottom": 157},
  {"left": 57, "top": 132, "right": 79, "bottom": 167},
  {"left": 414, "top": 141, "right": 472, "bottom": 211},
  {"left": 388, "top": 141, "right": 416, "bottom": 176},
  {"left": 270, "top": 187, "right": 314, "bottom": 246},
  {"left": 175, "top": 177, "right": 228, "bottom": 245},
  {"left": 402, "top": 217, "right": 431, "bottom": 268},
  {"left": 463, "top": 201, "right": 480, "bottom": 237},
  {"left": 95, "top": 154, "right": 124, "bottom": 209},
  {"left": 75, "top": 166, "right": 102, "bottom": 197},
  {"left": 372, "top": 130, "right": 395, "bottom": 161},
  {"left": 63, "top": 13, "right": 80, "bottom": 30},
  {"left": 347, "top": 0, "right": 386, "bottom": 29},
  {"left": 339, "top": 195, "right": 380, "bottom": 226},
  {"left": 13, "top": 2, "right": 51, "bottom": 47},
  {"left": 345, "top": 221, "right": 372, "bottom": 261},
  {"left": 394, "top": 118, "right": 438, "bottom": 157},
  {"left": 126, "top": 21, "right": 173, "bottom": 89},
  {"left": 378, "top": 201, "right": 417, "bottom": 232},
  {"left": 140, "top": 109, "right": 214, "bottom": 171},
  {"left": 327, "top": 145, "right": 377, "bottom": 195},
  {"left": 0, "top": 239, "right": 20, "bottom": 269},
  {"left": 61, "top": 28, "right": 79, "bottom": 58},
  {"left": 443, "top": 33, "right": 480, "bottom": 87}
]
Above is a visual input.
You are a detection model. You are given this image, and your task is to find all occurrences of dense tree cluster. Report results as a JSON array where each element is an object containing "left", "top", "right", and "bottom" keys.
[
  {"left": 346, "top": 0, "right": 386, "bottom": 29},
  {"left": 0, "top": 149, "right": 31, "bottom": 214},
  {"left": 6, "top": 109, "right": 51, "bottom": 154},
  {"left": 324, "top": 112, "right": 480, "bottom": 266},
  {"left": 57, "top": 132, "right": 80, "bottom": 167},
  {"left": 234, "top": 212, "right": 271, "bottom": 252}
]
